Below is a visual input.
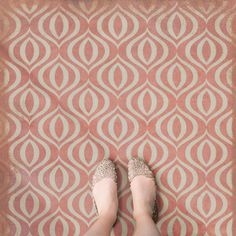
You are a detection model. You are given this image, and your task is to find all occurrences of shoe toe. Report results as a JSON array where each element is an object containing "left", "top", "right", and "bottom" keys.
[
  {"left": 92, "top": 159, "right": 117, "bottom": 187},
  {"left": 128, "top": 158, "right": 153, "bottom": 182}
]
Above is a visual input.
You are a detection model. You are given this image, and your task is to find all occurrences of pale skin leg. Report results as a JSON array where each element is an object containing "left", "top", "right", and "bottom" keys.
[
  {"left": 86, "top": 176, "right": 160, "bottom": 236},
  {"left": 85, "top": 179, "right": 118, "bottom": 236},
  {"left": 133, "top": 214, "right": 160, "bottom": 236},
  {"left": 85, "top": 215, "right": 114, "bottom": 236},
  {"left": 131, "top": 176, "right": 161, "bottom": 236}
]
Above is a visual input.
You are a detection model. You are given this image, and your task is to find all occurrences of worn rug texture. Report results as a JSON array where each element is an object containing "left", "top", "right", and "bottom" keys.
[{"left": 0, "top": 0, "right": 236, "bottom": 235}]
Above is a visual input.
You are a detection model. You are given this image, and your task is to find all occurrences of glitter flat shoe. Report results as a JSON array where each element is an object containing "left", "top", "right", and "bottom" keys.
[
  {"left": 92, "top": 159, "right": 117, "bottom": 216},
  {"left": 128, "top": 158, "right": 158, "bottom": 222}
]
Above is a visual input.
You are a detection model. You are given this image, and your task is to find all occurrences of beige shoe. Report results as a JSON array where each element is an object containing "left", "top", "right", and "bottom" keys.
[
  {"left": 92, "top": 159, "right": 117, "bottom": 218},
  {"left": 92, "top": 159, "right": 117, "bottom": 187},
  {"left": 128, "top": 158, "right": 158, "bottom": 222}
]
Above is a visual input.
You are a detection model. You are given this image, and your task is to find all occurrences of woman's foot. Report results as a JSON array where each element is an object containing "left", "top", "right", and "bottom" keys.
[
  {"left": 128, "top": 158, "right": 157, "bottom": 220},
  {"left": 92, "top": 160, "right": 118, "bottom": 225}
]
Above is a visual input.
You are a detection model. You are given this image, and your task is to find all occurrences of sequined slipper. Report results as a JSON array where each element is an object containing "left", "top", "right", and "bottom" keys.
[
  {"left": 128, "top": 158, "right": 158, "bottom": 222},
  {"left": 92, "top": 159, "right": 118, "bottom": 218}
]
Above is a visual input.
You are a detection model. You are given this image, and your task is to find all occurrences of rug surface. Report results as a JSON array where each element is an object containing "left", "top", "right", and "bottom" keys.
[{"left": 0, "top": 0, "right": 235, "bottom": 235}]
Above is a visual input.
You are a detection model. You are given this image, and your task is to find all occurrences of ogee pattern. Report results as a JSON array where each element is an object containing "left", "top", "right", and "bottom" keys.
[{"left": 0, "top": 0, "right": 235, "bottom": 235}]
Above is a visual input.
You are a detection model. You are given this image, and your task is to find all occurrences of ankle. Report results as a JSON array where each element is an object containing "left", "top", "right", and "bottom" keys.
[
  {"left": 133, "top": 212, "right": 153, "bottom": 222},
  {"left": 98, "top": 212, "right": 117, "bottom": 225},
  {"left": 132, "top": 199, "right": 154, "bottom": 220}
]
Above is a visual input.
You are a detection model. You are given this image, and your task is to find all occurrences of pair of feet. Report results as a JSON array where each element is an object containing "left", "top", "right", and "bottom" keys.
[{"left": 92, "top": 158, "right": 157, "bottom": 225}]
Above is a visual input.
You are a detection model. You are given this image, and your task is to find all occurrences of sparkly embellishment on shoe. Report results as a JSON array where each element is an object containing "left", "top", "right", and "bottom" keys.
[
  {"left": 128, "top": 157, "right": 158, "bottom": 222},
  {"left": 92, "top": 159, "right": 118, "bottom": 220},
  {"left": 128, "top": 158, "right": 154, "bottom": 182},
  {"left": 92, "top": 159, "right": 117, "bottom": 188}
]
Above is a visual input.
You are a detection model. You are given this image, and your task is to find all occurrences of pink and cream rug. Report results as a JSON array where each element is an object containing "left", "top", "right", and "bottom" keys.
[{"left": 0, "top": 0, "right": 235, "bottom": 235}]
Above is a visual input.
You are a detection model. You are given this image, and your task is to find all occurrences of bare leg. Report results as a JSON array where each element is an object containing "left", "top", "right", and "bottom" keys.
[
  {"left": 85, "top": 215, "right": 114, "bottom": 236},
  {"left": 133, "top": 214, "right": 160, "bottom": 236},
  {"left": 85, "top": 179, "right": 118, "bottom": 236},
  {"left": 131, "top": 176, "right": 161, "bottom": 236}
]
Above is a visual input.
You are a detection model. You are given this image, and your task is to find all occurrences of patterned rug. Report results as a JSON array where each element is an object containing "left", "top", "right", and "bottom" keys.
[{"left": 0, "top": 0, "right": 235, "bottom": 235}]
